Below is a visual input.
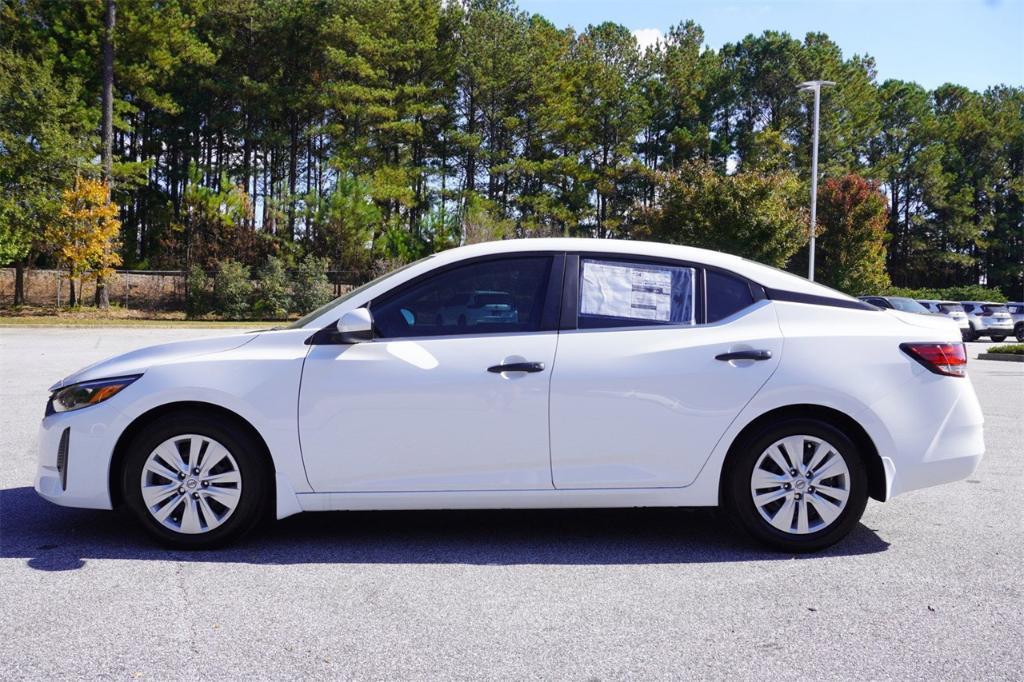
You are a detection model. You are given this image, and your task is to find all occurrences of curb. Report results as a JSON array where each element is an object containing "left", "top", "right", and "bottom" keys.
[{"left": 977, "top": 353, "right": 1024, "bottom": 363}]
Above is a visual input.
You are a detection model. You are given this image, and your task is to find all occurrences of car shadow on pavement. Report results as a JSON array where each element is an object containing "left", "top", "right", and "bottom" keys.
[{"left": 0, "top": 486, "right": 889, "bottom": 571}]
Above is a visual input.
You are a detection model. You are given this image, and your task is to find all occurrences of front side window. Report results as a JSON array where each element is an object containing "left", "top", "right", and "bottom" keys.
[
  {"left": 578, "top": 258, "right": 695, "bottom": 329},
  {"left": 371, "top": 257, "right": 552, "bottom": 338}
]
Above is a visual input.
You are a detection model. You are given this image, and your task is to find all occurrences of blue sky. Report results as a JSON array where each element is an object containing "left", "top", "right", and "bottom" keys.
[{"left": 515, "top": 0, "right": 1024, "bottom": 91}]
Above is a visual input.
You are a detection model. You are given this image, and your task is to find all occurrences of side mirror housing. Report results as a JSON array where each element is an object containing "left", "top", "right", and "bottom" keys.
[{"left": 335, "top": 308, "right": 374, "bottom": 343}]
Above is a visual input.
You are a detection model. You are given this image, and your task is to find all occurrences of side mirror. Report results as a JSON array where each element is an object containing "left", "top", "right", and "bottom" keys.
[{"left": 335, "top": 308, "right": 374, "bottom": 343}]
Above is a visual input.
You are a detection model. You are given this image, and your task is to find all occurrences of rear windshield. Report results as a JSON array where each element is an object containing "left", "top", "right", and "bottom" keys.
[
  {"left": 982, "top": 305, "right": 1009, "bottom": 314},
  {"left": 938, "top": 303, "right": 965, "bottom": 313},
  {"left": 475, "top": 293, "right": 514, "bottom": 306},
  {"left": 888, "top": 297, "right": 930, "bottom": 313}
]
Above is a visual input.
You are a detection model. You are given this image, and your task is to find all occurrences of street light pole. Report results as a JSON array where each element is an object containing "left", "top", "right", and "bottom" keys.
[{"left": 798, "top": 80, "right": 835, "bottom": 282}]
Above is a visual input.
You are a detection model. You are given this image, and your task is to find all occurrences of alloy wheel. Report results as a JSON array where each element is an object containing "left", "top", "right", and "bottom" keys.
[
  {"left": 140, "top": 434, "right": 243, "bottom": 535},
  {"left": 749, "top": 434, "right": 851, "bottom": 535}
]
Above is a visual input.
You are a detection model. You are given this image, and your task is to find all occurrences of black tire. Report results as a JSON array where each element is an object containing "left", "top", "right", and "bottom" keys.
[
  {"left": 122, "top": 410, "right": 270, "bottom": 549},
  {"left": 1016, "top": 324, "right": 1024, "bottom": 343},
  {"left": 963, "top": 326, "right": 977, "bottom": 342},
  {"left": 990, "top": 335, "right": 1006, "bottom": 343},
  {"left": 722, "top": 418, "right": 869, "bottom": 552}
]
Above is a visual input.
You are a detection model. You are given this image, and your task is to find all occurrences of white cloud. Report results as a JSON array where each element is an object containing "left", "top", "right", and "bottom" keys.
[{"left": 632, "top": 28, "right": 664, "bottom": 52}]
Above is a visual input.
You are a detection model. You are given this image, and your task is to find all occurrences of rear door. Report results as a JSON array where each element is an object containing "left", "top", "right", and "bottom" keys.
[{"left": 549, "top": 256, "right": 782, "bottom": 489}]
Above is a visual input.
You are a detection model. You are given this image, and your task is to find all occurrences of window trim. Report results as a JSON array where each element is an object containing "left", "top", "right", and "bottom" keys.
[{"left": 363, "top": 252, "right": 565, "bottom": 341}]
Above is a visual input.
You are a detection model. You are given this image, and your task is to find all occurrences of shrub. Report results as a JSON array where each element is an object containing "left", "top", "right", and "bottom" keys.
[
  {"left": 212, "top": 259, "right": 253, "bottom": 319},
  {"left": 185, "top": 264, "right": 209, "bottom": 319},
  {"left": 877, "top": 285, "right": 1008, "bottom": 302},
  {"left": 292, "top": 255, "right": 333, "bottom": 314},
  {"left": 986, "top": 344, "right": 1024, "bottom": 355},
  {"left": 252, "top": 256, "right": 291, "bottom": 320}
]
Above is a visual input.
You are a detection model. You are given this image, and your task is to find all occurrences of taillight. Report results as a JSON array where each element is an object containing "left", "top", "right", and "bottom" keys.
[{"left": 900, "top": 343, "right": 967, "bottom": 377}]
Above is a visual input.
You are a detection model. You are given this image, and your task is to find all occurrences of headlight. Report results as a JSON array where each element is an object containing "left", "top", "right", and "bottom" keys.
[{"left": 46, "top": 375, "right": 141, "bottom": 415}]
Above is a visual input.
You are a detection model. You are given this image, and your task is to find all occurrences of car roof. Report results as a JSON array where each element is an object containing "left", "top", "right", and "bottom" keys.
[{"left": 432, "top": 239, "right": 859, "bottom": 302}]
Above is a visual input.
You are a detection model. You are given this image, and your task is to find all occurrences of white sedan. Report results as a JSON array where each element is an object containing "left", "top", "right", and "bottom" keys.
[{"left": 35, "top": 239, "right": 984, "bottom": 552}]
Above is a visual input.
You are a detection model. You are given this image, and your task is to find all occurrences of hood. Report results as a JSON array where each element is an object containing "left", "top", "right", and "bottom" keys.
[{"left": 50, "top": 332, "right": 260, "bottom": 391}]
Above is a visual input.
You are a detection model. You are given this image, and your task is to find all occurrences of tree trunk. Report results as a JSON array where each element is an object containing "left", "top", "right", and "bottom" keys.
[
  {"left": 13, "top": 259, "right": 26, "bottom": 306},
  {"left": 69, "top": 278, "right": 78, "bottom": 308},
  {"left": 96, "top": 0, "right": 115, "bottom": 310}
]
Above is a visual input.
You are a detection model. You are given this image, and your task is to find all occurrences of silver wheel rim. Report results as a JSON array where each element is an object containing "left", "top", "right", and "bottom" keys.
[
  {"left": 140, "top": 434, "right": 242, "bottom": 535},
  {"left": 750, "top": 435, "right": 851, "bottom": 535}
]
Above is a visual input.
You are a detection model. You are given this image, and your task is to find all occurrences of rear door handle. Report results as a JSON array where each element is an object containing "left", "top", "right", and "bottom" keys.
[
  {"left": 487, "top": 362, "right": 545, "bottom": 373},
  {"left": 715, "top": 349, "right": 772, "bottom": 362}
]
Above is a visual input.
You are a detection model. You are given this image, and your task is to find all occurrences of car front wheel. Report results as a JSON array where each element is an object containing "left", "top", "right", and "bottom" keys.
[
  {"left": 723, "top": 419, "right": 868, "bottom": 552},
  {"left": 122, "top": 411, "right": 269, "bottom": 549}
]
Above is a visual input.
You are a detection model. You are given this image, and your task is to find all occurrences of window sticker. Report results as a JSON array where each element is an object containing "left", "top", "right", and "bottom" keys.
[{"left": 580, "top": 260, "right": 695, "bottom": 324}]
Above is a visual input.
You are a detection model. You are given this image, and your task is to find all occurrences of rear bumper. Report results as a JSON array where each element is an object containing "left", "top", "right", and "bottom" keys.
[{"left": 876, "top": 374, "right": 985, "bottom": 499}]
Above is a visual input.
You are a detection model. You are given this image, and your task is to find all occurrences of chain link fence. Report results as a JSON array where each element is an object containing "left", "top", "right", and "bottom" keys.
[{"left": 0, "top": 268, "right": 357, "bottom": 310}]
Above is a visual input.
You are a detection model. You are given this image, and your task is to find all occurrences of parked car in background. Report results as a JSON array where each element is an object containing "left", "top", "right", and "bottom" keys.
[
  {"left": 960, "top": 302, "right": 1014, "bottom": 341},
  {"left": 918, "top": 300, "right": 972, "bottom": 341},
  {"left": 1006, "top": 302, "right": 1024, "bottom": 342},
  {"left": 858, "top": 296, "right": 934, "bottom": 315},
  {"left": 435, "top": 289, "right": 519, "bottom": 328}
]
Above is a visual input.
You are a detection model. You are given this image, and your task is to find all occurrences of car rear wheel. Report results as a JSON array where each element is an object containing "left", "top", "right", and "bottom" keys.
[
  {"left": 1016, "top": 324, "right": 1024, "bottom": 342},
  {"left": 122, "top": 411, "right": 269, "bottom": 549},
  {"left": 723, "top": 418, "right": 868, "bottom": 552},
  {"left": 990, "top": 335, "right": 1006, "bottom": 342}
]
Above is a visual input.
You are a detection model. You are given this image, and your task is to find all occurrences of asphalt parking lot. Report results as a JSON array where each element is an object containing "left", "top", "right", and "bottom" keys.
[{"left": 1, "top": 327, "right": 1021, "bottom": 679}]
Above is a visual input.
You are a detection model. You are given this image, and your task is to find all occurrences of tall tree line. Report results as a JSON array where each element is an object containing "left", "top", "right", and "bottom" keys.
[{"left": 1, "top": 0, "right": 1021, "bottom": 297}]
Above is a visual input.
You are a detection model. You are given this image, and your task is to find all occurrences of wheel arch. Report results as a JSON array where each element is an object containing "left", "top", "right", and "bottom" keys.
[
  {"left": 719, "top": 404, "right": 887, "bottom": 503},
  {"left": 109, "top": 401, "right": 277, "bottom": 510}
]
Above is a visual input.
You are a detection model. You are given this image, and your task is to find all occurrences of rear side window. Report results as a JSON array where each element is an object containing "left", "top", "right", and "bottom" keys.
[
  {"left": 707, "top": 270, "right": 755, "bottom": 323},
  {"left": 578, "top": 258, "right": 695, "bottom": 329}
]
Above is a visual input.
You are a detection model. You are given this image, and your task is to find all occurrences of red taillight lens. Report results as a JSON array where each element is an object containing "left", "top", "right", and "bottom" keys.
[{"left": 900, "top": 342, "right": 967, "bottom": 377}]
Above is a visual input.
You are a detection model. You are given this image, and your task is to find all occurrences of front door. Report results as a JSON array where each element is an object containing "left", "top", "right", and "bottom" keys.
[{"left": 299, "top": 255, "right": 561, "bottom": 492}]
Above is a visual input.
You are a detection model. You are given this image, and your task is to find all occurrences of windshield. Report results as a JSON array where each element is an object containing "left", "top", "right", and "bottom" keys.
[
  {"left": 982, "top": 304, "right": 1009, "bottom": 315},
  {"left": 887, "top": 297, "right": 930, "bottom": 314},
  {"left": 938, "top": 303, "right": 965, "bottom": 313},
  {"left": 287, "top": 256, "right": 433, "bottom": 329}
]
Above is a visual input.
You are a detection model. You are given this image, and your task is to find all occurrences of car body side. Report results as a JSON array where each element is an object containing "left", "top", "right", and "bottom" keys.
[{"left": 35, "top": 239, "right": 984, "bottom": 518}]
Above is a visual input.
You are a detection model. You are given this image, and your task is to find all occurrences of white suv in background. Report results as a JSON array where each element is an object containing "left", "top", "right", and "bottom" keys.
[
  {"left": 918, "top": 300, "right": 971, "bottom": 341},
  {"left": 960, "top": 301, "right": 1014, "bottom": 342},
  {"left": 1006, "top": 302, "right": 1024, "bottom": 342}
]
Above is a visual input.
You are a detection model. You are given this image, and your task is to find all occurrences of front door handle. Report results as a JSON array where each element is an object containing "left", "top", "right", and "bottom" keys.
[
  {"left": 715, "top": 349, "right": 772, "bottom": 362},
  {"left": 487, "top": 362, "right": 545, "bottom": 373}
]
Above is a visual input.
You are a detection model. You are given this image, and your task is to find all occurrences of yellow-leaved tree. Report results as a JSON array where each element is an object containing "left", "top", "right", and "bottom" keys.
[{"left": 47, "top": 177, "right": 122, "bottom": 307}]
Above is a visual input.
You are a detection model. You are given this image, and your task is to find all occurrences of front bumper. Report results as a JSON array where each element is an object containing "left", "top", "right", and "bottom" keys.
[{"left": 34, "top": 403, "right": 123, "bottom": 510}]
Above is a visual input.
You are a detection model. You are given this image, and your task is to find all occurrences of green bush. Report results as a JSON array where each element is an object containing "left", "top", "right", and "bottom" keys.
[
  {"left": 292, "top": 255, "right": 333, "bottom": 314},
  {"left": 185, "top": 264, "right": 209, "bottom": 319},
  {"left": 986, "top": 344, "right": 1024, "bottom": 355},
  {"left": 212, "top": 259, "right": 253, "bottom": 319},
  {"left": 878, "top": 285, "right": 1008, "bottom": 302},
  {"left": 252, "top": 256, "right": 291, "bottom": 320}
]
